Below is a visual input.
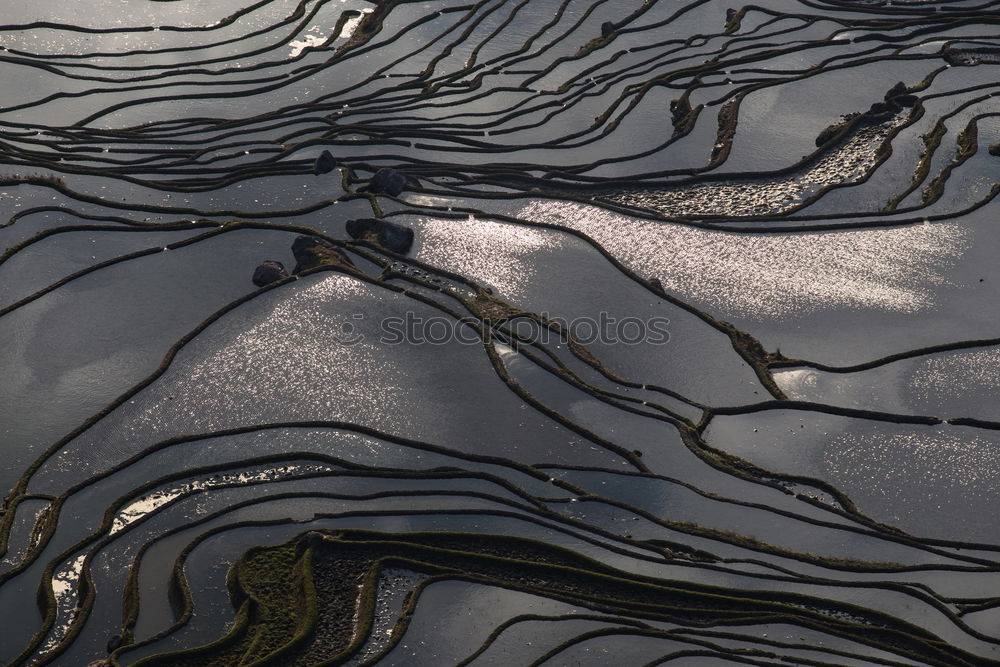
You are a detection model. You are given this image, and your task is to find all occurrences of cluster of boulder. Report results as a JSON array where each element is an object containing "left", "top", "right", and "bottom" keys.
[
  {"left": 251, "top": 218, "right": 415, "bottom": 287},
  {"left": 815, "top": 81, "right": 917, "bottom": 147},
  {"left": 251, "top": 155, "right": 424, "bottom": 287},
  {"left": 313, "top": 149, "right": 419, "bottom": 197},
  {"left": 866, "top": 81, "right": 918, "bottom": 118}
]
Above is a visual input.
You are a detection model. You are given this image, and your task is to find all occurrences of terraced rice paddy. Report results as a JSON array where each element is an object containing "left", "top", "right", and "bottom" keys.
[{"left": 1, "top": 0, "right": 999, "bottom": 664}]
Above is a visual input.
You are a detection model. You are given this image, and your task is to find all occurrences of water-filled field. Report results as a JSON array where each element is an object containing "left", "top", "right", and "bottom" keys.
[{"left": 1, "top": 0, "right": 999, "bottom": 664}]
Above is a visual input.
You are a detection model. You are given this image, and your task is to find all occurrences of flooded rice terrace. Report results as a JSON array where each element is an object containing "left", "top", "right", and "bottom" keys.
[{"left": 0, "top": 0, "right": 999, "bottom": 664}]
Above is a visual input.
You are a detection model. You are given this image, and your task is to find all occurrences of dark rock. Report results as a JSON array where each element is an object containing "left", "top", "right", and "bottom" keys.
[
  {"left": 884, "top": 82, "right": 917, "bottom": 107},
  {"left": 107, "top": 634, "right": 123, "bottom": 653},
  {"left": 252, "top": 260, "right": 289, "bottom": 287},
  {"left": 670, "top": 97, "right": 692, "bottom": 128},
  {"left": 866, "top": 100, "right": 897, "bottom": 115},
  {"left": 860, "top": 101, "right": 898, "bottom": 124},
  {"left": 648, "top": 277, "right": 664, "bottom": 293},
  {"left": 313, "top": 150, "right": 336, "bottom": 175},
  {"left": 884, "top": 81, "right": 907, "bottom": 100},
  {"left": 346, "top": 217, "right": 414, "bottom": 255},
  {"left": 601, "top": 21, "right": 615, "bottom": 37},
  {"left": 989, "top": 143, "right": 1000, "bottom": 157},
  {"left": 291, "top": 235, "right": 357, "bottom": 274},
  {"left": 818, "top": 99, "right": 902, "bottom": 148},
  {"left": 291, "top": 235, "right": 334, "bottom": 261},
  {"left": 366, "top": 167, "right": 418, "bottom": 196},
  {"left": 724, "top": 8, "right": 741, "bottom": 32}
]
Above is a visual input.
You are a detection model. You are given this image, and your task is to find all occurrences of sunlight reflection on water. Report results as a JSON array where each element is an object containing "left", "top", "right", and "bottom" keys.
[
  {"left": 825, "top": 428, "right": 1000, "bottom": 537},
  {"left": 520, "top": 200, "right": 970, "bottom": 319},
  {"left": 912, "top": 348, "right": 1000, "bottom": 402},
  {"left": 128, "top": 274, "right": 406, "bottom": 436},
  {"left": 414, "top": 216, "right": 567, "bottom": 297}
]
